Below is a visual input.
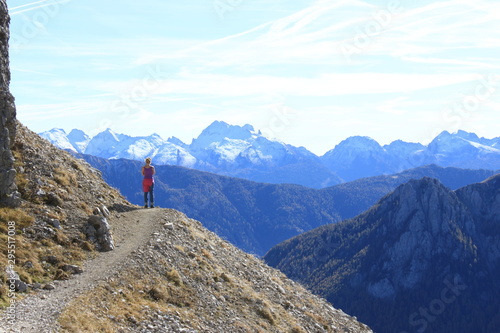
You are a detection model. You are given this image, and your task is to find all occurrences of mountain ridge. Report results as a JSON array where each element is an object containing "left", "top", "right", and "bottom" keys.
[
  {"left": 264, "top": 174, "right": 500, "bottom": 333},
  {"left": 41, "top": 123, "right": 500, "bottom": 187},
  {"left": 77, "top": 151, "right": 495, "bottom": 256},
  {"left": 42, "top": 122, "right": 341, "bottom": 188}
]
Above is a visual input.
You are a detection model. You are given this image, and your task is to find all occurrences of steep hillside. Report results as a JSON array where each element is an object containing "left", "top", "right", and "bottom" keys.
[
  {"left": 264, "top": 176, "right": 500, "bottom": 333},
  {"left": 12, "top": 123, "right": 130, "bottom": 234},
  {"left": 1, "top": 122, "right": 130, "bottom": 308},
  {"left": 79, "top": 154, "right": 494, "bottom": 255},
  {"left": 1, "top": 123, "right": 372, "bottom": 333},
  {"left": 55, "top": 208, "right": 371, "bottom": 333},
  {"left": 322, "top": 164, "right": 495, "bottom": 219}
]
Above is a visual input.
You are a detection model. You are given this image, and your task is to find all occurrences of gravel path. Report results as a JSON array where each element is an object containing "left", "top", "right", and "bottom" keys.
[{"left": 0, "top": 208, "right": 169, "bottom": 333}]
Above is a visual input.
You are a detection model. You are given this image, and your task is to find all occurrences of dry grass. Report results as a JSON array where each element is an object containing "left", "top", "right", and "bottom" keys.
[
  {"left": 0, "top": 207, "right": 34, "bottom": 232},
  {"left": 201, "top": 248, "right": 212, "bottom": 259},
  {"left": 256, "top": 302, "right": 277, "bottom": 325},
  {"left": 0, "top": 208, "right": 36, "bottom": 305},
  {"left": 174, "top": 244, "right": 186, "bottom": 253},
  {"left": 53, "top": 167, "right": 77, "bottom": 188},
  {"left": 59, "top": 269, "right": 196, "bottom": 332},
  {"left": 0, "top": 124, "right": 131, "bottom": 310},
  {"left": 55, "top": 214, "right": 361, "bottom": 333},
  {"left": 290, "top": 326, "right": 306, "bottom": 333},
  {"left": 12, "top": 149, "right": 29, "bottom": 200},
  {"left": 0, "top": 207, "right": 91, "bottom": 308},
  {"left": 165, "top": 268, "right": 183, "bottom": 287}
]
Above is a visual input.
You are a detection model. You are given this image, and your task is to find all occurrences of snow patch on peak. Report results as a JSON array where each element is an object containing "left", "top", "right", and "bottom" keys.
[
  {"left": 40, "top": 128, "right": 76, "bottom": 152},
  {"left": 191, "top": 121, "right": 258, "bottom": 150},
  {"left": 338, "top": 136, "right": 382, "bottom": 150},
  {"left": 214, "top": 138, "right": 252, "bottom": 162},
  {"left": 99, "top": 128, "right": 127, "bottom": 142},
  {"left": 324, "top": 136, "right": 384, "bottom": 158},
  {"left": 467, "top": 140, "right": 500, "bottom": 153},
  {"left": 455, "top": 130, "right": 479, "bottom": 141},
  {"left": 68, "top": 128, "right": 88, "bottom": 139},
  {"left": 67, "top": 129, "right": 90, "bottom": 153},
  {"left": 167, "top": 136, "right": 187, "bottom": 148}
]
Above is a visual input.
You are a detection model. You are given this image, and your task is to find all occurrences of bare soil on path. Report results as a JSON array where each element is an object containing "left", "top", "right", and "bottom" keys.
[{"left": 0, "top": 208, "right": 169, "bottom": 333}]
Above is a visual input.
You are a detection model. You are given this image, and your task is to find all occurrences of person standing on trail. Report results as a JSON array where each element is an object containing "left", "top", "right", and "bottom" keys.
[{"left": 142, "top": 157, "right": 155, "bottom": 208}]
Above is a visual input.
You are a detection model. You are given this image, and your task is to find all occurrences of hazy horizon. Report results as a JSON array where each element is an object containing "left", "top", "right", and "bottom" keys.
[{"left": 41, "top": 121, "right": 500, "bottom": 156}]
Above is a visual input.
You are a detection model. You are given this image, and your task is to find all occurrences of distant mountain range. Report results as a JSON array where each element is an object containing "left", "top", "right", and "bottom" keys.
[
  {"left": 76, "top": 152, "right": 495, "bottom": 256},
  {"left": 264, "top": 175, "right": 500, "bottom": 333},
  {"left": 41, "top": 122, "right": 500, "bottom": 187}
]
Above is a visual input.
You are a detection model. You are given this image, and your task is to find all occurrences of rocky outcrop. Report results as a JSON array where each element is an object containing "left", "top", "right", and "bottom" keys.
[
  {"left": 85, "top": 213, "right": 115, "bottom": 252},
  {"left": 6, "top": 265, "right": 27, "bottom": 292},
  {"left": 0, "top": 0, "right": 20, "bottom": 207},
  {"left": 456, "top": 174, "right": 500, "bottom": 264},
  {"left": 265, "top": 175, "right": 500, "bottom": 333}
]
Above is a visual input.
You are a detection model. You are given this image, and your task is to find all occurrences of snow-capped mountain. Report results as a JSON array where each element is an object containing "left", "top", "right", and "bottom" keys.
[
  {"left": 41, "top": 121, "right": 341, "bottom": 188},
  {"left": 39, "top": 128, "right": 90, "bottom": 154},
  {"left": 190, "top": 121, "right": 320, "bottom": 169},
  {"left": 83, "top": 129, "right": 197, "bottom": 168},
  {"left": 321, "top": 136, "right": 391, "bottom": 182},
  {"left": 188, "top": 121, "right": 340, "bottom": 187},
  {"left": 425, "top": 130, "right": 500, "bottom": 169},
  {"left": 66, "top": 129, "right": 90, "bottom": 154},
  {"left": 321, "top": 130, "right": 500, "bottom": 182},
  {"left": 41, "top": 124, "right": 500, "bottom": 188}
]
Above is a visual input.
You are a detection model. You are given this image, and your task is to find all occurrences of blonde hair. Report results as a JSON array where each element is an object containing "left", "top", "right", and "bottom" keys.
[{"left": 145, "top": 157, "right": 152, "bottom": 164}]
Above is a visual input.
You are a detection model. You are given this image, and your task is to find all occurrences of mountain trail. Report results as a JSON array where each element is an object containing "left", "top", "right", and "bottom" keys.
[{"left": 1, "top": 207, "right": 171, "bottom": 333}]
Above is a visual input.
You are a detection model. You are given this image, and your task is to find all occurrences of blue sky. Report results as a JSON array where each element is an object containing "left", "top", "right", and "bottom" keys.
[{"left": 7, "top": 0, "right": 500, "bottom": 155}]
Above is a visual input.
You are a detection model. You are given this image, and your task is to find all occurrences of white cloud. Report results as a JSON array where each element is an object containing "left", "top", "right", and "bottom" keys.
[
  {"left": 148, "top": 72, "right": 482, "bottom": 97},
  {"left": 9, "top": 0, "right": 500, "bottom": 153}
]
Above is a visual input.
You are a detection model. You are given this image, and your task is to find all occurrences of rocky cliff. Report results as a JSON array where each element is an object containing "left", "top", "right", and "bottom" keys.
[
  {"left": 0, "top": 0, "right": 19, "bottom": 207},
  {"left": 265, "top": 176, "right": 500, "bottom": 333}
]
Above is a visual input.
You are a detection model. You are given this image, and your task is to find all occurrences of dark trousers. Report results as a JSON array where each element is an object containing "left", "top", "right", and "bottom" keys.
[{"left": 144, "top": 183, "right": 154, "bottom": 205}]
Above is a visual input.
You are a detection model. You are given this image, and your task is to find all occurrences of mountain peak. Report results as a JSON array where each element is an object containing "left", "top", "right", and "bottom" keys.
[
  {"left": 264, "top": 174, "right": 494, "bottom": 332},
  {"left": 433, "top": 129, "right": 480, "bottom": 142},
  {"left": 68, "top": 128, "right": 86, "bottom": 135},
  {"left": 94, "top": 128, "right": 127, "bottom": 142},
  {"left": 207, "top": 120, "right": 255, "bottom": 137},
  {"left": 456, "top": 130, "right": 479, "bottom": 141},
  {"left": 39, "top": 128, "right": 77, "bottom": 153},
  {"left": 67, "top": 129, "right": 89, "bottom": 141},
  {"left": 52, "top": 128, "right": 67, "bottom": 134},
  {"left": 66, "top": 129, "right": 91, "bottom": 153},
  {"left": 339, "top": 135, "right": 382, "bottom": 149},
  {"left": 167, "top": 136, "right": 187, "bottom": 147},
  {"left": 191, "top": 121, "right": 257, "bottom": 149},
  {"left": 380, "top": 177, "right": 473, "bottom": 239}
]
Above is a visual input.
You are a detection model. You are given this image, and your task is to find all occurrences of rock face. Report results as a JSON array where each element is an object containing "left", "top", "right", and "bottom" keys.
[
  {"left": 6, "top": 265, "right": 28, "bottom": 292},
  {"left": 86, "top": 214, "right": 115, "bottom": 252},
  {"left": 265, "top": 175, "right": 500, "bottom": 333},
  {"left": 0, "top": 0, "right": 20, "bottom": 207}
]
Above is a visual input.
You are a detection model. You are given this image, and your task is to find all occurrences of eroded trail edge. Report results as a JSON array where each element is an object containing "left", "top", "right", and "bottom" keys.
[{"left": 1, "top": 208, "right": 172, "bottom": 333}]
